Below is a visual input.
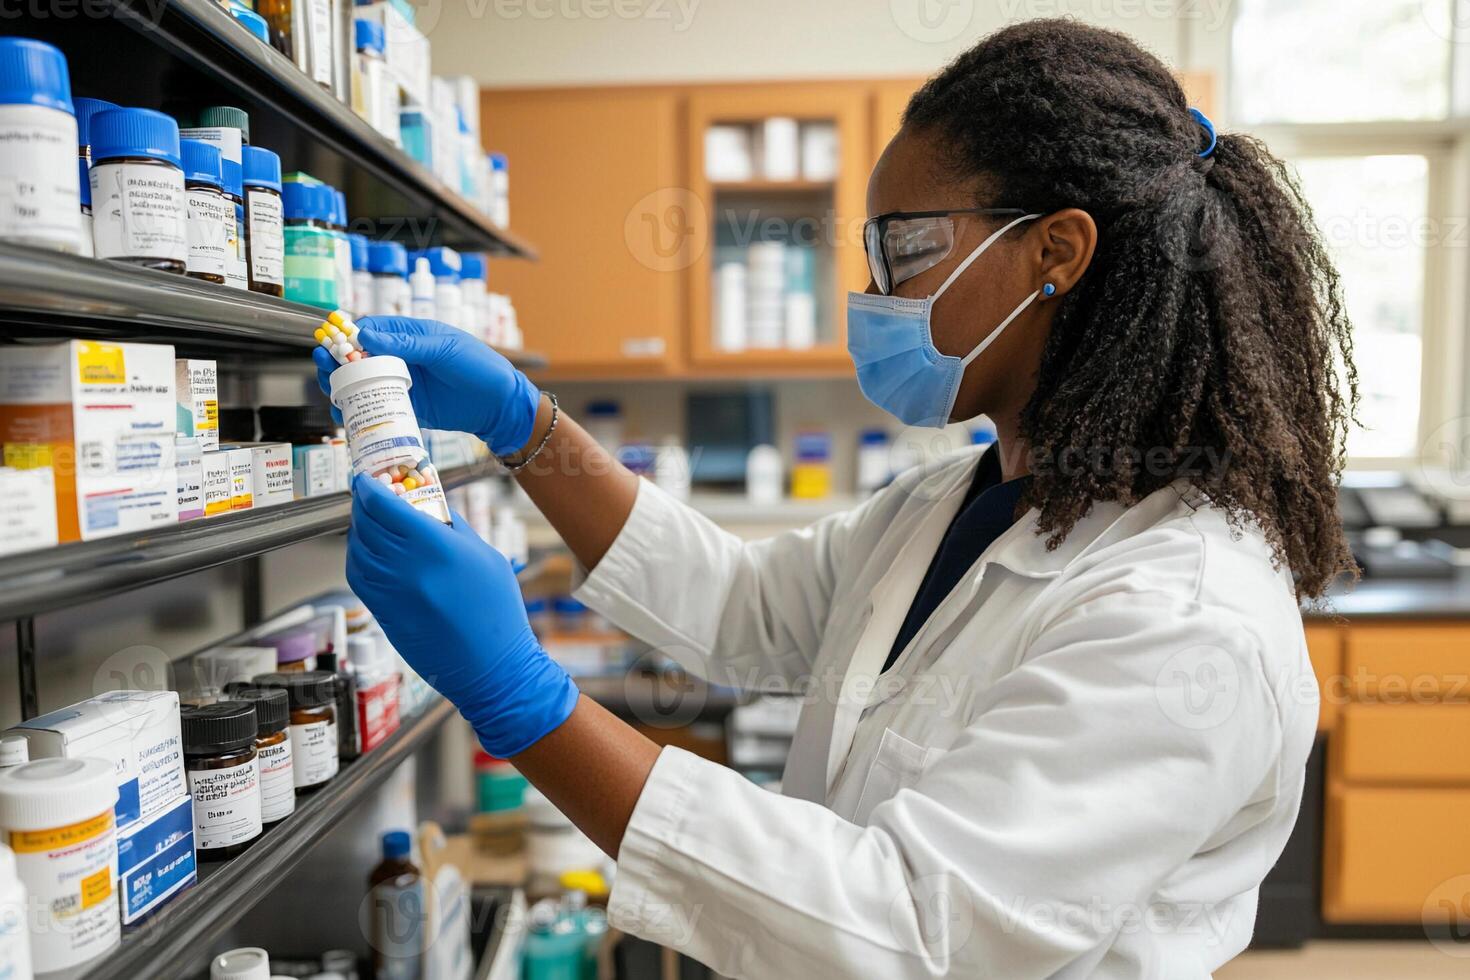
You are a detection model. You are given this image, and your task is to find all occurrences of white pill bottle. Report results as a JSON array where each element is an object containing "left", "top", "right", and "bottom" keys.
[
  {"left": 0, "top": 758, "right": 119, "bottom": 975},
  {"left": 0, "top": 843, "right": 33, "bottom": 980},
  {"left": 0, "top": 38, "right": 83, "bottom": 254},
  {"left": 329, "top": 356, "right": 451, "bottom": 524}
]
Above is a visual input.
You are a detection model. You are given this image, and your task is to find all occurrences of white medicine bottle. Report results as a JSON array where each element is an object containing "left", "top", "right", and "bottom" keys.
[
  {"left": 0, "top": 38, "right": 83, "bottom": 254},
  {"left": 409, "top": 256, "right": 436, "bottom": 319},
  {"left": 0, "top": 844, "right": 32, "bottom": 980},
  {"left": 368, "top": 240, "right": 410, "bottom": 316},
  {"left": 89, "top": 107, "right": 189, "bottom": 273}
]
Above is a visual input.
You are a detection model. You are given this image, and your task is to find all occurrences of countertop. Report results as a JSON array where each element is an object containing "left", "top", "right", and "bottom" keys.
[{"left": 1311, "top": 571, "right": 1470, "bottom": 620}]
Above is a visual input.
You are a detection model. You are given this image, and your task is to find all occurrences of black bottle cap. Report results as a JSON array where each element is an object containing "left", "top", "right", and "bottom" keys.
[
  {"left": 251, "top": 670, "right": 337, "bottom": 709},
  {"left": 223, "top": 684, "right": 289, "bottom": 736},
  {"left": 181, "top": 701, "right": 258, "bottom": 754}
]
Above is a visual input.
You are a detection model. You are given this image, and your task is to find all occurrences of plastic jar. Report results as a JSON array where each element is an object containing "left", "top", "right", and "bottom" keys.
[
  {"left": 348, "top": 233, "right": 372, "bottom": 318},
  {"left": 0, "top": 844, "right": 32, "bottom": 980},
  {"left": 328, "top": 356, "right": 452, "bottom": 524},
  {"left": 459, "top": 252, "right": 487, "bottom": 339},
  {"left": 182, "top": 138, "right": 231, "bottom": 284},
  {"left": 281, "top": 181, "right": 338, "bottom": 310},
  {"left": 89, "top": 107, "right": 187, "bottom": 271},
  {"left": 0, "top": 758, "right": 119, "bottom": 973},
  {"left": 211, "top": 946, "right": 271, "bottom": 980},
  {"left": 221, "top": 158, "right": 249, "bottom": 290},
  {"left": 0, "top": 38, "right": 83, "bottom": 254},
  {"left": 224, "top": 685, "right": 295, "bottom": 825},
  {"left": 242, "top": 145, "right": 284, "bottom": 296},
  {"left": 368, "top": 240, "right": 409, "bottom": 316},
  {"left": 252, "top": 671, "right": 340, "bottom": 791},
  {"left": 74, "top": 97, "right": 118, "bottom": 260},
  {"left": 181, "top": 701, "right": 262, "bottom": 860}
]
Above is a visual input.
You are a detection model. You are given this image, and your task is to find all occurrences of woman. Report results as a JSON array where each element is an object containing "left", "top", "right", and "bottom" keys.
[{"left": 330, "top": 20, "right": 1356, "bottom": 978}]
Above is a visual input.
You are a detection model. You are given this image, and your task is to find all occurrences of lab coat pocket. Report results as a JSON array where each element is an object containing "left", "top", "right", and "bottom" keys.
[{"left": 851, "top": 727, "right": 944, "bottom": 826}]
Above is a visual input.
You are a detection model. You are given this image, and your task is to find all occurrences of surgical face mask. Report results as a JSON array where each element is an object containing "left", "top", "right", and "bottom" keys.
[{"left": 846, "top": 213, "right": 1041, "bottom": 428}]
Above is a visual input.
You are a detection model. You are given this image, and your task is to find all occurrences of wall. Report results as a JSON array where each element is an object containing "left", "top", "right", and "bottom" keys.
[{"left": 428, "top": 0, "right": 1209, "bottom": 88}]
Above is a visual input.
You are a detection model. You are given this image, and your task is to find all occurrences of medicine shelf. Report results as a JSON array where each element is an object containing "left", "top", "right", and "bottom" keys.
[
  {"left": 68, "top": 696, "right": 457, "bottom": 980},
  {"left": 0, "top": 460, "right": 503, "bottom": 623},
  {"left": 0, "top": 242, "right": 547, "bottom": 368},
  {"left": 30, "top": 0, "right": 536, "bottom": 257}
]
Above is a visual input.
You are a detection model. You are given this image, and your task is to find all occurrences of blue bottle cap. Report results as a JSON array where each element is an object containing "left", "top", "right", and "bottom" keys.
[
  {"left": 488, "top": 152, "right": 508, "bottom": 171},
  {"left": 0, "top": 38, "right": 72, "bottom": 114},
  {"left": 221, "top": 158, "right": 244, "bottom": 199},
  {"left": 367, "top": 240, "right": 408, "bottom": 276},
  {"left": 381, "top": 830, "right": 411, "bottom": 860},
  {"left": 242, "top": 145, "right": 281, "bottom": 191},
  {"left": 349, "top": 233, "right": 369, "bottom": 270},
  {"left": 412, "top": 246, "right": 461, "bottom": 279},
  {"left": 282, "top": 181, "right": 334, "bottom": 222},
  {"left": 585, "top": 400, "right": 621, "bottom": 417},
  {"left": 459, "top": 253, "right": 485, "bottom": 281},
  {"left": 333, "top": 188, "right": 348, "bottom": 228},
  {"left": 74, "top": 97, "right": 119, "bottom": 147},
  {"left": 231, "top": 6, "right": 270, "bottom": 43},
  {"left": 524, "top": 597, "right": 549, "bottom": 614},
  {"left": 78, "top": 157, "right": 90, "bottom": 207},
  {"left": 552, "top": 596, "right": 587, "bottom": 615},
  {"left": 859, "top": 428, "right": 889, "bottom": 446},
  {"left": 181, "top": 138, "right": 223, "bottom": 189},
  {"left": 354, "top": 18, "right": 385, "bottom": 54},
  {"left": 91, "top": 107, "right": 181, "bottom": 168}
]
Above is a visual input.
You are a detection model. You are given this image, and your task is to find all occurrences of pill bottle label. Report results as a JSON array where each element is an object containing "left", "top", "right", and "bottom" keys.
[
  {"left": 247, "top": 190, "right": 284, "bottom": 284},
  {"left": 89, "top": 161, "right": 187, "bottom": 262},
  {"left": 185, "top": 187, "right": 231, "bottom": 278},
  {"left": 187, "top": 759, "right": 262, "bottom": 850},
  {"left": 0, "top": 109, "right": 82, "bottom": 251},
  {"left": 226, "top": 197, "right": 248, "bottom": 289},
  {"left": 403, "top": 480, "right": 452, "bottom": 525},
  {"left": 308, "top": 0, "right": 335, "bottom": 86},
  {"left": 284, "top": 224, "right": 338, "bottom": 308},
  {"left": 256, "top": 739, "right": 296, "bottom": 822},
  {"left": 6, "top": 810, "right": 119, "bottom": 973},
  {"left": 336, "top": 377, "right": 427, "bottom": 477},
  {"left": 290, "top": 719, "right": 339, "bottom": 787}
]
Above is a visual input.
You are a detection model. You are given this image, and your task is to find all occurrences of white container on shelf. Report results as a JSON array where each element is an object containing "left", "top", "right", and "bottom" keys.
[
  {"left": 760, "top": 117, "right": 800, "bottom": 181},
  {"left": 211, "top": 946, "right": 271, "bottom": 980},
  {"left": 0, "top": 38, "right": 83, "bottom": 254},
  {"left": 716, "top": 260, "right": 748, "bottom": 351},
  {"left": 654, "top": 439, "right": 692, "bottom": 502},
  {"left": 800, "top": 122, "right": 839, "bottom": 181},
  {"left": 704, "top": 124, "right": 754, "bottom": 181},
  {"left": 745, "top": 241, "right": 787, "bottom": 349},
  {"left": 0, "top": 844, "right": 31, "bottom": 980},
  {"left": 746, "top": 444, "right": 783, "bottom": 506},
  {"left": 784, "top": 292, "right": 816, "bottom": 350}
]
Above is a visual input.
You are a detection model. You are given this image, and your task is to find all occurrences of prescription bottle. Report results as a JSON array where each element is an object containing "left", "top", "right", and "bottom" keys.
[
  {"left": 75, "top": 97, "right": 118, "bottom": 260},
  {"left": 0, "top": 844, "right": 32, "bottom": 980},
  {"left": 367, "top": 240, "right": 409, "bottom": 316},
  {"left": 219, "top": 159, "right": 248, "bottom": 290},
  {"left": 252, "top": 671, "right": 339, "bottom": 791},
  {"left": 181, "top": 701, "right": 263, "bottom": 860},
  {"left": 282, "top": 181, "right": 338, "bottom": 309},
  {"left": 223, "top": 685, "right": 295, "bottom": 825},
  {"left": 182, "top": 138, "right": 231, "bottom": 284},
  {"left": 0, "top": 38, "right": 83, "bottom": 254},
  {"left": 89, "top": 107, "right": 188, "bottom": 272},
  {"left": 348, "top": 232, "right": 372, "bottom": 318},
  {"left": 242, "top": 145, "right": 284, "bottom": 296},
  {"left": 0, "top": 758, "right": 120, "bottom": 974},
  {"left": 328, "top": 356, "right": 453, "bottom": 524},
  {"left": 211, "top": 946, "right": 271, "bottom": 980},
  {"left": 328, "top": 188, "right": 354, "bottom": 316}
]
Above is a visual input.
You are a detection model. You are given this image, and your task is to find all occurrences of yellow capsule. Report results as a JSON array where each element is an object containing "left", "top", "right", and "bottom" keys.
[
  {"left": 402, "top": 477, "right": 418, "bottom": 491},
  {"left": 327, "top": 310, "right": 348, "bottom": 327},
  {"left": 313, "top": 327, "right": 328, "bottom": 343}
]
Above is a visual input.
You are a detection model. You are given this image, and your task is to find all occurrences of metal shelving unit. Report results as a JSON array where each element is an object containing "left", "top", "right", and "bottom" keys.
[{"left": 63, "top": 697, "right": 457, "bottom": 980}]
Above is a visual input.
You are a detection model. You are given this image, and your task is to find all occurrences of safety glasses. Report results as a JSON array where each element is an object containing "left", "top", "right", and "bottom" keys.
[{"left": 863, "top": 208, "right": 1032, "bottom": 295}]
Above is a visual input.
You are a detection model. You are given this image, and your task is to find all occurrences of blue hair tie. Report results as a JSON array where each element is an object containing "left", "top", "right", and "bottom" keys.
[{"left": 1188, "top": 107, "right": 1217, "bottom": 159}]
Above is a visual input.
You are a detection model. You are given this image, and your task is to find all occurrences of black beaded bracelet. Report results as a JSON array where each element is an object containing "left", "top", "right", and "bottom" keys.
[{"left": 498, "top": 392, "right": 559, "bottom": 473}]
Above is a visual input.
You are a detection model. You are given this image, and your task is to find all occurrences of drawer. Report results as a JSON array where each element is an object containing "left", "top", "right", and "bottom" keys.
[
  {"left": 1323, "top": 784, "right": 1470, "bottom": 923},
  {"left": 1344, "top": 625, "right": 1470, "bottom": 702},
  {"left": 1335, "top": 703, "right": 1470, "bottom": 784},
  {"left": 1304, "top": 623, "right": 1343, "bottom": 731}
]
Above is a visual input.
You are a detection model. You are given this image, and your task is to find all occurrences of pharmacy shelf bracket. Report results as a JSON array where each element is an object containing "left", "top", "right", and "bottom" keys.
[{"left": 15, "top": 618, "right": 38, "bottom": 721}]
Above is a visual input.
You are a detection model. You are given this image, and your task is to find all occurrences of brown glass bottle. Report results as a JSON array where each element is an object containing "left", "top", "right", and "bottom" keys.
[
  {"left": 241, "top": 145, "right": 284, "bottom": 297},
  {"left": 89, "top": 154, "right": 187, "bottom": 274},
  {"left": 252, "top": 671, "right": 339, "bottom": 792},
  {"left": 181, "top": 701, "right": 263, "bottom": 860},
  {"left": 224, "top": 684, "right": 296, "bottom": 825},
  {"left": 184, "top": 177, "right": 227, "bottom": 285},
  {"left": 369, "top": 830, "right": 424, "bottom": 979}
]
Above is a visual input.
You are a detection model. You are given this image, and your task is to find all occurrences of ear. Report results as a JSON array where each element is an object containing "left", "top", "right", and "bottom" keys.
[{"left": 1032, "top": 208, "right": 1097, "bottom": 299}]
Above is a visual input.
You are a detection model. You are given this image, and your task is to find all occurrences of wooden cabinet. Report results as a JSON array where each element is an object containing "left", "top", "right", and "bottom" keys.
[
  {"left": 1304, "top": 623, "right": 1344, "bottom": 731},
  {"left": 480, "top": 88, "right": 685, "bottom": 377},
  {"left": 872, "top": 78, "right": 923, "bottom": 162}
]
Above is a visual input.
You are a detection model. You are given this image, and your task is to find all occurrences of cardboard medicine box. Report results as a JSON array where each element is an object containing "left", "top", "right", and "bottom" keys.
[
  {"left": 174, "top": 359, "right": 219, "bottom": 452},
  {"left": 221, "top": 442, "right": 293, "bottom": 508}
]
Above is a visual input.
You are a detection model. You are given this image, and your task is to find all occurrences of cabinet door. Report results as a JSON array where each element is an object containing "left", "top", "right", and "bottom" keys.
[{"left": 480, "top": 88, "right": 684, "bottom": 377}]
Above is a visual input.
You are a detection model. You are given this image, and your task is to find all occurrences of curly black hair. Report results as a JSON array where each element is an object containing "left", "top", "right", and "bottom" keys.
[{"left": 905, "top": 18, "right": 1358, "bottom": 598}]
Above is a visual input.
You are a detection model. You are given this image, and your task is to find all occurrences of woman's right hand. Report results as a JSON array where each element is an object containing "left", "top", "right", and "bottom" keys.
[{"left": 313, "top": 315, "right": 542, "bottom": 456}]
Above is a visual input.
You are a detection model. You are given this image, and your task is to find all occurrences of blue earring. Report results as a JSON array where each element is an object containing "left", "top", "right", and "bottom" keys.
[{"left": 1043, "top": 283, "right": 1056, "bottom": 297}]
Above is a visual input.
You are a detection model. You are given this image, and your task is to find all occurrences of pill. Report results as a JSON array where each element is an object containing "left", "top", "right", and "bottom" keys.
[
  {"left": 313, "top": 327, "right": 328, "bottom": 343},
  {"left": 377, "top": 473, "right": 393, "bottom": 486},
  {"left": 406, "top": 468, "right": 423, "bottom": 483},
  {"left": 327, "top": 310, "right": 349, "bottom": 328},
  {"left": 391, "top": 483, "right": 405, "bottom": 495},
  {"left": 402, "top": 478, "right": 418, "bottom": 491},
  {"left": 346, "top": 350, "right": 364, "bottom": 362}
]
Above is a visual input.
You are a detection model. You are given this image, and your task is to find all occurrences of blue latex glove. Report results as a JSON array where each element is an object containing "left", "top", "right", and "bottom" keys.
[
  {"left": 314, "top": 316, "right": 540, "bottom": 456},
  {"left": 346, "top": 473, "right": 579, "bottom": 757}
]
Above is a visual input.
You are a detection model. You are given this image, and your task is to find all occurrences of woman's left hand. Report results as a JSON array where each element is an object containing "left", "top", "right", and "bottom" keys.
[{"left": 346, "top": 473, "right": 579, "bottom": 757}]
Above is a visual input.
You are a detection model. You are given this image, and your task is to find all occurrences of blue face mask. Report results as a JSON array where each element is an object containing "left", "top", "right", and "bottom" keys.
[{"left": 847, "top": 212, "right": 1042, "bottom": 428}]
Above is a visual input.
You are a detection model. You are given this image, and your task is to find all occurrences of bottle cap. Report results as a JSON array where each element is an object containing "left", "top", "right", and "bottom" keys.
[
  {"left": 211, "top": 946, "right": 271, "bottom": 980},
  {"left": 559, "top": 869, "right": 609, "bottom": 899},
  {"left": 354, "top": 18, "right": 386, "bottom": 55},
  {"left": 328, "top": 354, "right": 413, "bottom": 410},
  {"left": 459, "top": 253, "right": 485, "bottom": 281},
  {"left": 181, "top": 701, "right": 258, "bottom": 755},
  {"left": 552, "top": 596, "right": 587, "bottom": 615},
  {"left": 182, "top": 138, "right": 224, "bottom": 189},
  {"left": 367, "top": 240, "right": 408, "bottom": 277},
  {"left": 265, "top": 628, "right": 316, "bottom": 666},
  {"left": 331, "top": 188, "right": 348, "bottom": 228},
  {"left": 231, "top": 7, "right": 270, "bottom": 44},
  {"left": 523, "top": 597, "right": 549, "bottom": 614},
  {"left": 317, "top": 651, "right": 339, "bottom": 673},
  {"left": 0, "top": 38, "right": 72, "bottom": 114},
  {"left": 489, "top": 152, "right": 508, "bottom": 172},
  {"left": 222, "top": 158, "right": 244, "bottom": 199},
  {"left": 0, "top": 735, "right": 28, "bottom": 768},
  {"left": 74, "top": 97, "right": 119, "bottom": 147},
  {"left": 382, "top": 829, "right": 412, "bottom": 859},
  {"left": 197, "top": 105, "right": 250, "bottom": 144},
  {"left": 0, "top": 758, "right": 117, "bottom": 831},
  {"left": 91, "top": 107, "right": 182, "bottom": 168},
  {"left": 585, "top": 400, "right": 621, "bottom": 417},
  {"left": 252, "top": 670, "right": 338, "bottom": 709},
  {"left": 349, "top": 233, "right": 369, "bottom": 271},
  {"left": 859, "top": 428, "right": 888, "bottom": 446},
  {"left": 413, "top": 246, "right": 461, "bottom": 280},
  {"left": 222, "top": 685, "right": 289, "bottom": 737},
  {"left": 282, "top": 182, "right": 334, "bottom": 222},
  {"left": 242, "top": 145, "right": 281, "bottom": 192}
]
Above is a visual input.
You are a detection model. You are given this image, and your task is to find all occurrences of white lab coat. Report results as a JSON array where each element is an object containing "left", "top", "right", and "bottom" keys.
[{"left": 574, "top": 446, "right": 1317, "bottom": 979}]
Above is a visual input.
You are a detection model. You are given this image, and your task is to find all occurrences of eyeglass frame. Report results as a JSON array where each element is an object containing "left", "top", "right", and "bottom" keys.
[{"left": 862, "top": 207, "right": 1034, "bottom": 296}]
